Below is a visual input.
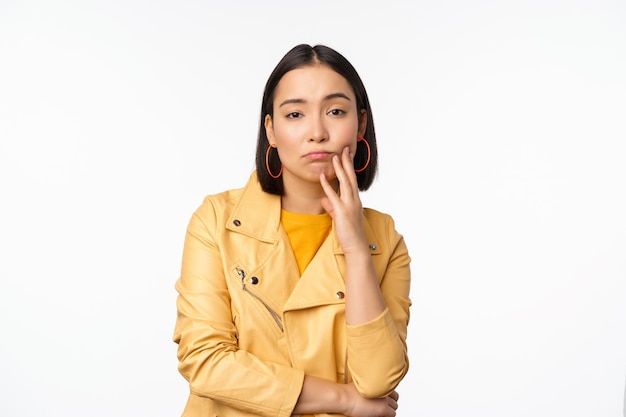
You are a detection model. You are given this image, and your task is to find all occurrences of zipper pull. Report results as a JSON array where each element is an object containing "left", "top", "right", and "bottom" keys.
[{"left": 236, "top": 268, "right": 246, "bottom": 289}]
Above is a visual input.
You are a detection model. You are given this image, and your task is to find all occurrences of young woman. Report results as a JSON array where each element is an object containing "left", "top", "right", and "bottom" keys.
[{"left": 173, "top": 44, "right": 411, "bottom": 417}]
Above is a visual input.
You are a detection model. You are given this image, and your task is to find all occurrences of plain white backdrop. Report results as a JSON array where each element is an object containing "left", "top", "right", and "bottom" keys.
[{"left": 1, "top": 1, "right": 625, "bottom": 416}]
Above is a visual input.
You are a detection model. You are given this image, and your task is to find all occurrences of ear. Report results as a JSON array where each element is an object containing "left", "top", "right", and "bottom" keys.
[
  {"left": 358, "top": 109, "right": 367, "bottom": 137},
  {"left": 264, "top": 114, "right": 275, "bottom": 144}
]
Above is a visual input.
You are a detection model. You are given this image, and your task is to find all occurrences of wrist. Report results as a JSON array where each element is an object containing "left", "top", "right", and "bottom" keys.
[
  {"left": 335, "top": 383, "right": 351, "bottom": 415},
  {"left": 342, "top": 243, "right": 371, "bottom": 260}
]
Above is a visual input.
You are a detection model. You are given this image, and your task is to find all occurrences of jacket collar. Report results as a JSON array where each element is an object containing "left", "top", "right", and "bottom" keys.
[
  {"left": 225, "top": 171, "right": 382, "bottom": 256},
  {"left": 225, "top": 172, "right": 282, "bottom": 243}
]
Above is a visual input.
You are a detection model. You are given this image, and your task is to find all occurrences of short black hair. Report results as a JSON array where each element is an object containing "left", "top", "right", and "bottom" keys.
[{"left": 255, "top": 44, "right": 378, "bottom": 195}]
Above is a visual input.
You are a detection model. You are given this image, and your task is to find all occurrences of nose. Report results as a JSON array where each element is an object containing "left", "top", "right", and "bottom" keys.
[{"left": 308, "top": 115, "right": 328, "bottom": 143}]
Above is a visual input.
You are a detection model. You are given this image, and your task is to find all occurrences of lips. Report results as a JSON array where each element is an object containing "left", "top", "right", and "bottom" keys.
[{"left": 304, "top": 151, "right": 333, "bottom": 160}]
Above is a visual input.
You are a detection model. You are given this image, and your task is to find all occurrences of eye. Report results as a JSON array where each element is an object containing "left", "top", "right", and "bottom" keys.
[
  {"left": 286, "top": 112, "right": 302, "bottom": 119},
  {"left": 328, "top": 109, "right": 345, "bottom": 116}
]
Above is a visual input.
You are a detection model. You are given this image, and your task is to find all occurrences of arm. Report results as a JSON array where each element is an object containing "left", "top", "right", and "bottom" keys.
[
  {"left": 293, "top": 375, "right": 399, "bottom": 417},
  {"left": 345, "top": 225, "right": 411, "bottom": 397},
  {"left": 321, "top": 148, "right": 411, "bottom": 398},
  {"left": 173, "top": 200, "right": 304, "bottom": 417}
]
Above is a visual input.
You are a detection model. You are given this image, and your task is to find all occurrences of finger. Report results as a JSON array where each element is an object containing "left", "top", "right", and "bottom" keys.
[
  {"left": 331, "top": 153, "right": 349, "bottom": 191},
  {"left": 332, "top": 149, "right": 357, "bottom": 199},
  {"left": 388, "top": 396, "right": 398, "bottom": 410},
  {"left": 319, "top": 173, "right": 341, "bottom": 214},
  {"left": 339, "top": 146, "right": 359, "bottom": 195},
  {"left": 386, "top": 390, "right": 399, "bottom": 412},
  {"left": 389, "top": 390, "right": 399, "bottom": 401}
]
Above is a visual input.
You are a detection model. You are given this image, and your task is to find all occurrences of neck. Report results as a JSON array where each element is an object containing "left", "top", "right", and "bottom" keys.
[{"left": 281, "top": 175, "right": 338, "bottom": 215}]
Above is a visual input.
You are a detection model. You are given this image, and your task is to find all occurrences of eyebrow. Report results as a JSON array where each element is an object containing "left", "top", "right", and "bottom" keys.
[{"left": 278, "top": 92, "right": 352, "bottom": 108}]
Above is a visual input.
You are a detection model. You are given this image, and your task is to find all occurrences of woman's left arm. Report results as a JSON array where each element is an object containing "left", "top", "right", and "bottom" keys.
[
  {"left": 344, "top": 224, "right": 411, "bottom": 398},
  {"left": 320, "top": 147, "right": 411, "bottom": 398}
]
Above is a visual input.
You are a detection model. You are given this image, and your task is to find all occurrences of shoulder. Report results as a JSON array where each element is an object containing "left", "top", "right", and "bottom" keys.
[
  {"left": 362, "top": 207, "right": 405, "bottom": 246},
  {"left": 363, "top": 207, "right": 396, "bottom": 229},
  {"left": 191, "top": 171, "right": 273, "bottom": 228},
  {"left": 200, "top": 185, "right": 245, "bottom": 212},
  {"left": 196, "top": 172, "right": 259, "bottom": 212},
  {"left": 191, "top": 177, "right": 251, "bottom": 227},
  {"left": 184, "top": 187, "right": 243, "bottom": 238}
]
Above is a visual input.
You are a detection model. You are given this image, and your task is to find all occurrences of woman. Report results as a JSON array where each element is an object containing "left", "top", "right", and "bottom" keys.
[{"left": 173, "top": 44, "right": 411, "bottom": 417}]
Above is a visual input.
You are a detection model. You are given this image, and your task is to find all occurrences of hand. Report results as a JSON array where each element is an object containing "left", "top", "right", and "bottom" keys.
[
  {"left": 320, "top": 146, "right": 367, "bottom": 254},
  {"left": 342, "top": 383, "right": 399, "bottom": 417}
]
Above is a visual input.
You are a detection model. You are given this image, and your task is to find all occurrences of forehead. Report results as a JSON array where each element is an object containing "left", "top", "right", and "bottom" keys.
[{"left": 274, "top": 64, "right": 355, "bottom": 101}]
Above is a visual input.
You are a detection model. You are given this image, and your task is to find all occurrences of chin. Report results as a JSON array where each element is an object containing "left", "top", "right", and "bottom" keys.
[{"left": 317, "top": 168, "right": 337, "bottom": 181}]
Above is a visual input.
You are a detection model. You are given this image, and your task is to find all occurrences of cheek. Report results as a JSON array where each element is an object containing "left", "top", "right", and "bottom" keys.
[
  {"left": 345, "top": 116, "right": 360, "bottom": 135},
  {"left": 273, "top": 122, "right": 302, "bottom": 143},
  {"left": 272, "top": 125, "right": 302, "bottom": 157},
  {"left": 337, "top": 120, "right": 360, "bottom": 143}
]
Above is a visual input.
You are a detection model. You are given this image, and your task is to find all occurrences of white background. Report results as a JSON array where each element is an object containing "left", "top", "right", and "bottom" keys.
[{"left": 1, "top": 1, "right": 625, "bottom": 416}]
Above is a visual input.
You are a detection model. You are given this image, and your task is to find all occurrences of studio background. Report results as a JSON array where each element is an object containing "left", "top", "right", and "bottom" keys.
[{"left": 1, "top": 1, "right": 625, "bottom": 416}]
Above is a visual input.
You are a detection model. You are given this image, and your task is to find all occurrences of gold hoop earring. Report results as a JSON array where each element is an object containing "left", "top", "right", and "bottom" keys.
[
  {"left": 265, "top": 144, "right": 283, "bottom": 179},
  {"left": 354, "top": 137, "right": 371, "bottom": 173}
]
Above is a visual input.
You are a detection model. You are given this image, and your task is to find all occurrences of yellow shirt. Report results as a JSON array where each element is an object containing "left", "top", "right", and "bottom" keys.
[{"left": 281, "top": 209, "right": 332, "bottom": 275}]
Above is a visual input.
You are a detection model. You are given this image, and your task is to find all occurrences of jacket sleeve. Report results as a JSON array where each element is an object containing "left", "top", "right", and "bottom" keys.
[
  {"left": 345, "top": 215, "right": 411, "bottom": 398},
  {"left": 173, "top": 198, "right": 305, "bottom": 417}
]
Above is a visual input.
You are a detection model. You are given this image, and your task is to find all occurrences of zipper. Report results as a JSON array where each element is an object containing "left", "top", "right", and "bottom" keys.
[{"left": 236, "top": 267, "right": 284, "bottom": 332}]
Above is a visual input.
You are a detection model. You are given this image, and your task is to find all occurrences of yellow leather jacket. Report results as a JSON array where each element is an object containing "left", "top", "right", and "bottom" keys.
[{"left": 173, "top": 172, "right": 411, "bottom": 417}]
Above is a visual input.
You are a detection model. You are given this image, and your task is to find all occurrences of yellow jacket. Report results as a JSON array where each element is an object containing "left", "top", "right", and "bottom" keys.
[{"left": 173, "top": 172, "right": 411, "bottom": 417}]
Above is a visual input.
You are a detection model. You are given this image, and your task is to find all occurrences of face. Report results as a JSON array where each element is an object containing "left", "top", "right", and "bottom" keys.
[{"left": 265, "top": 64, "right": 367, "bottom": 188}]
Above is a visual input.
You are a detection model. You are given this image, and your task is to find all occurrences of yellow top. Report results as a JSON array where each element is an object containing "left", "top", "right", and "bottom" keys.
[{"left": 281, "top": 209, "right": 332, "bottom": 275}]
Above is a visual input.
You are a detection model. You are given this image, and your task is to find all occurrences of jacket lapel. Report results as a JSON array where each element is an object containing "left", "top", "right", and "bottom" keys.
[
  {"left": 224, "top": 173, "right": 300, "bottom": 312},
  {"left": 283, "top": 218, "right": 383, "bottom": 312},
  {"left": 225, "top": 172, "right": 384, "bottom": 314}
]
